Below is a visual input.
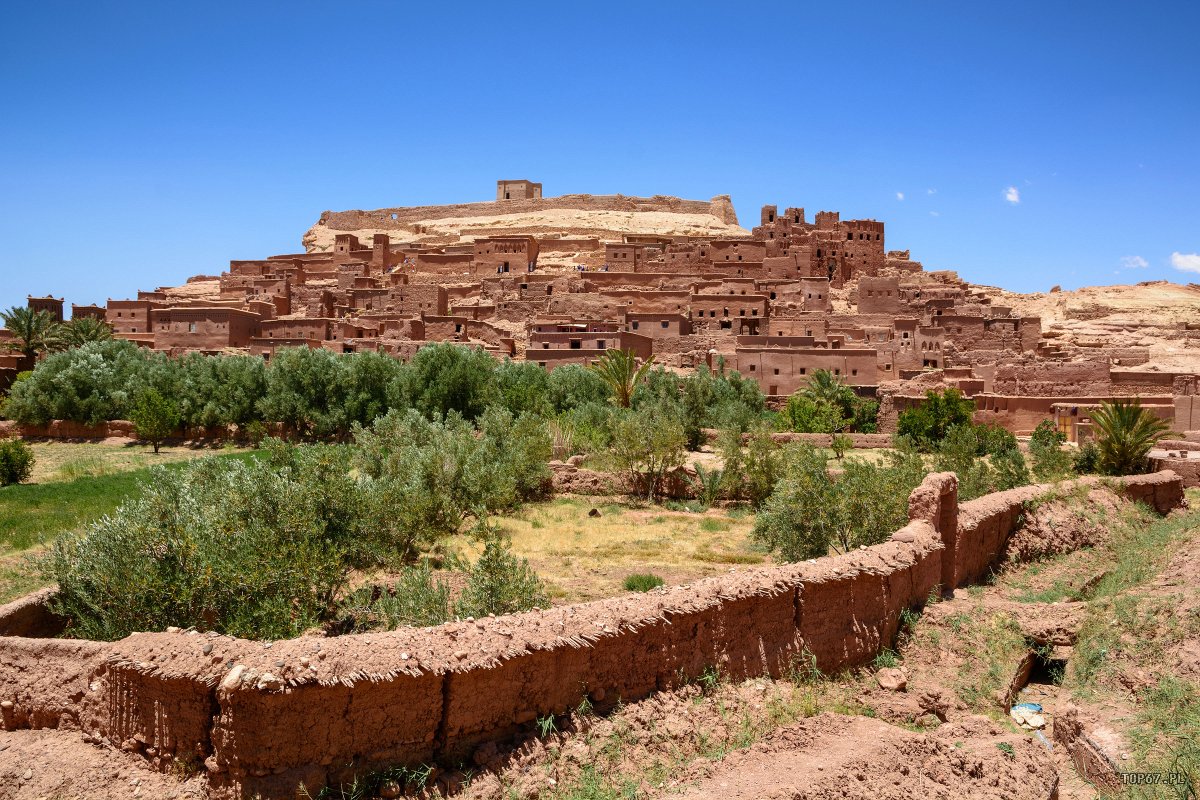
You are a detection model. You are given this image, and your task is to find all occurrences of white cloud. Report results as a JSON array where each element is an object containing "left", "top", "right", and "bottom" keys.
[
  {"left": 1004, "top": 186, "right": 1020, "bottom": 204},
  {"left": 896, "top": 192, "right": 905, "bottom": 201},
  {"left": 1171, "top": 252, "right": 1200, "bottom": 273},
  {"left": 927, "top": 188, "right": 937, "bottom": 195},
  {"left": 1121, "top": 255, "right": 1149, "bottom": 269},
  {"left": 929, "top": 211, "right": 941, "bottom": 217}
]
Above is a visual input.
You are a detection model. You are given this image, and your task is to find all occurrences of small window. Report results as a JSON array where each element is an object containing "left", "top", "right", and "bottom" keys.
[
  {"left": 660, "top": 320, "right": 669, "bottom": 328},
  {"left": 632, "top": 320, "right": 639, "bottom": 330},
  {"left": 773, "top": 368, "right": 779, "bottom": 375},
  {"left": 749, "top": 364, "right": 756, "bottom": 371}
]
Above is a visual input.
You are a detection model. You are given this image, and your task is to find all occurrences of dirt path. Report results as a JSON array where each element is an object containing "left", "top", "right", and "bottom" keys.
[
  {"left": 0, "top": 729, "right": 202, "bottom": 799},
  {"left": 660, "top": 713, "right": 1056, "bottom": 800}
]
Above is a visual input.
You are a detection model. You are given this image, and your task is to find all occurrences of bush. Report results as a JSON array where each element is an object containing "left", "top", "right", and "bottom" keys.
[
  {"left": 896, "top": 389, "right": 975, "bottom": 451},
  {"left": 494, "top": 359, "right": 551, "bottom": 416},
  {"left": 41, "top": 444, "right": 374, "bottom": 641},
  {"left": 4, "top": 340, "right": 150, "bottom": 425},
  {"left": 130, "top": 387, "right": 181, "bottom": 453},
  {"left": 609, "top": 404, "right": 687, "bottom": 502},
  {"left": 352, "top": 408, "right": 549, "bottom": 560},
  {"left": 455, "top": 537, "right": 548, "bottom": 618},
  {"left": 1029, "top": 420, "right": 1073, "bottom": 482},
  {"left": 623, "top": 573, "right": 665, "bottom": 592},
  {"left": 781, "top": 394, "right": 844, "bottom": 434},
  {"left": 1073, "top": 441, "right": 1100, "bottom": 474},
  {"left": 686, "top": 463, "right": 725, "bottom": 507},
  {"left": 743, "top": 425, "right": 784, "bottom": 507},
  {"left": 546, "top": 364, "right": 611, "bottom": 413},
  {"left": 830, "top": 434, "right": 853, "bottom": 459},
  {"left": 339, "top": 563, "right": 453, "bottom": 631},
  {"left": 390, "top": 343, "right": 498, "bottom": 421},
  {"left": 177, "top": 352, "right": 267, "bottom": 428},
  {"left": 0, "top": 438, "right": 35, "bottom": 486},
  {"left": 974, "top": 423, "right": 1018, "bottom": 456},
  {"left": 752, "top": 445, "right": 926, "bottom": 561},
  {"left": 258, "top": 347, "right": 349, "bottom": 438},
  {"left": 557, "top": 401, "right": 617, "bottom": 454}
]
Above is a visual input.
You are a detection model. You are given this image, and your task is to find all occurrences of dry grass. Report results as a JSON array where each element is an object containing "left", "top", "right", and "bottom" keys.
[{"left": 450, "top": 497, "right": 768, "bottom": 603}]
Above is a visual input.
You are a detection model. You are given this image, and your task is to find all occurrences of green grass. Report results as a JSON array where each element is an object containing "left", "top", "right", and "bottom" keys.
[
  {"left": 0, "top": 450, "right": 259, "bottom": 553},
  {"left": 623, "top": 573, "right": 665, "bottom": 592}
]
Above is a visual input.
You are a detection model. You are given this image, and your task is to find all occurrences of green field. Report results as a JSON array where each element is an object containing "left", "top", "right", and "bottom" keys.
[{"left": 0, "top": 448, "right": 259, "bottom": 602}]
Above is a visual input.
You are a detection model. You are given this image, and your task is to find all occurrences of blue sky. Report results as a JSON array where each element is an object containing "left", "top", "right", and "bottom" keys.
[{"left": 1, "top": 1, "right": 1197, "bottom": 310}]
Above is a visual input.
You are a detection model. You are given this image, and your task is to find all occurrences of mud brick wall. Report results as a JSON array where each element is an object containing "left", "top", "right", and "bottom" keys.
[{"left": 0, "top": 471, "right": 1183, "bottom": 799}]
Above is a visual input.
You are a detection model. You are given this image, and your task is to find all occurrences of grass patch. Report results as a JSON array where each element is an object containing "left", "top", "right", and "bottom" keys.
[
  {"left": 623, "top": 573, "right": 665, "bottom": 592},
  {"left": 949, "top": 608, "right": 1028, "bottom": 712}
]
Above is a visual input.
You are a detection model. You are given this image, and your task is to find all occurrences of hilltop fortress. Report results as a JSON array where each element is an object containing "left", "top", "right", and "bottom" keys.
[{"left": 7, "top": 180, "right": 1200, "bottom": 438}]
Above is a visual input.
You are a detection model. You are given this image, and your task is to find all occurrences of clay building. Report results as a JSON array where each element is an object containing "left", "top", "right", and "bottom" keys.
[
  {"left": 26, "top": 295, "right": 64, "bottom": 322},
  {"left": 496, "top": 180, "right": 543, "bottom": 201},
  {"left": 473, "top": 236, "right": 540, "bottom": 276}
]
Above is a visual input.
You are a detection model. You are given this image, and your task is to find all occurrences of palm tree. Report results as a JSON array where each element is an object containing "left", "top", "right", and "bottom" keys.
[
  {"left": 61, "top": 316, "right": 114, "bottom": 348},
  {"left": 0, "top": 306, "right": 63, "bottom": 360},
  {"left": 801, "top": 368, "right": 855, "bottom": 412},
  {"left": 589, "top": 349, "right": 655, "bottom": 408},
  {"left": 1089, "top": 400, "right": 1169, "bottom": 476}
]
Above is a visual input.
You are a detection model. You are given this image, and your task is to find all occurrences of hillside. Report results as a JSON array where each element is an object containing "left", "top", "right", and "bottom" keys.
[{"left": 302, "top": 193, "right": 748, "bottom": 253}]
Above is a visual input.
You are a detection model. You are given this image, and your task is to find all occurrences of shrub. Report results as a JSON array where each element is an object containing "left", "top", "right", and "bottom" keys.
[
  {"left": 991, "top": 447, "right": 1031, "bottom": 491},
  {"left": 933, "top": 424, "right": 995, "bottom": 501},
  {"left": 493, "top": 359, "right": 551, "bottom": 417},
  {"left": 389, "top": 343, "right": 499, "bottom": 421},
  {"left": 974, "top": 423, "right": 1018, "bottom": 456},
  {"left": 352, "top": 408, "right": 549, "bottom": 560},
  {"left": 130, "top": 388, "right": 181, "bottom": 453},
  {"left": 608, "top": 404, "right": 686, "bottom": 502},
  {"left": 623, "top": 573, "right": 664, "bottom": 592},
  {"left": 1029, "top": 419, "right": 1073, "bottom": 482},
  {"left": 558, "top": 401, "right": 617, "bottom": 454},
  {"left": 341, "top": 350, "right": 404, "bottom": 428},
  {"left": 339, "top": 563, "right": 453, "bottom": 631},
  {"left": 743, "top": 425, "right": 784, "bottom": 507},
  {"left": 896, "top": 388, "right": 975, "bottom": 450},
  {"left": 4, "top": 339, "right": 149, "bottom": 425},
  {"left": 830, "top": 434, "right": 852, "bottom": 459},
  {"left": 752, "top": 445, "right": 926, "bottom": 561},
  {"left": 545, "top": 364, "right": 611, "bottom": 412},
  {"left": 455, "top": 537, "right": 548, "bottom": 618},
  {"left": 41, "top": 444, "right": 373, "bottom": 641},
  {"left": 0, "top": 438, "right": 35, "bottom": 486},
  {"left": 1073, "top": 441, "right": 1100, "bottom": 474},
  {"left": 781, "top": 394, "right": 844, "bottom": 433},
  {"left": 259, "top": 347, "right": 349, "bottom": 438},
  {"left": 244, "top": 420, "right": 268, "bottom": 447},
  {"left": 177, "top": 352, "right": 268, "bottom": 428}
]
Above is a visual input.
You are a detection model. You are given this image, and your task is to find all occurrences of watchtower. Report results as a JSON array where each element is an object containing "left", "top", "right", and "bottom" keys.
[{"left": 496, "top": 179, "right": 542, "bottom": 201}]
